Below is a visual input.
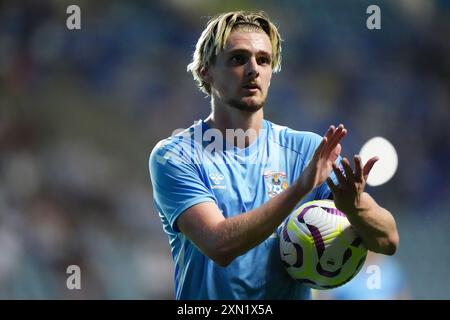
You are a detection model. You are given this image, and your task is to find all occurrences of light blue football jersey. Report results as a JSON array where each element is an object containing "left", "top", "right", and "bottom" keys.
[{"left": 149, "top": 119, "right": 341, "bottom": 300}]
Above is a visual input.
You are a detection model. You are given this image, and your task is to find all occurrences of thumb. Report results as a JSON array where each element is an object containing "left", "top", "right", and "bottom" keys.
[{"left": 363, "top": 156, "right": 379, "bottom": 180}]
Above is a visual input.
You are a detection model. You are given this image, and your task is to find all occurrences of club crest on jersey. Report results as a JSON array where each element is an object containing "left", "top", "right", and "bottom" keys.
[{"left": 264, "top": 171, "right": 288, "bottom": 198}]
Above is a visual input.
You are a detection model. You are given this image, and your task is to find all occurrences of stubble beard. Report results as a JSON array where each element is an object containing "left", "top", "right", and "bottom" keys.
[{"left": 227, "top": 95, "right": 265, "bottom": 113}]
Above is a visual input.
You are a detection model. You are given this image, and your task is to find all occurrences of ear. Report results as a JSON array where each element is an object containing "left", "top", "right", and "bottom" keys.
[{"left": 200, "top": 66, "right": 212, "bottom": 84}]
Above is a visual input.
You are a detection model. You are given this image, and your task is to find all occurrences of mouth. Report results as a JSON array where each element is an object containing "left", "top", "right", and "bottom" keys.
[
  {"left": 242, "top": 83, "right": 260, "bottom": 94},
  {"left": 242, "top": 82, "right": 260, "bottom": 89}
]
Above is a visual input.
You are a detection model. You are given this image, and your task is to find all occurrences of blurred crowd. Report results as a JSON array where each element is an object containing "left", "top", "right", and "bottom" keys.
[{"left": 0, "top": 0, "right": 449, "bottom": 299}]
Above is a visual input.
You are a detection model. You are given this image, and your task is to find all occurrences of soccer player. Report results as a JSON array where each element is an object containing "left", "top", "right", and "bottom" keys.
[{"left": 149, "top": 11, "right": 399, "bottom": 299}]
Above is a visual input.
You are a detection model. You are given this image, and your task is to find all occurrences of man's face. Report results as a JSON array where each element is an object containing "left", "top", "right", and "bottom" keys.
[{"left": 206, "top": 30, "right": 273, "bottom": 112}]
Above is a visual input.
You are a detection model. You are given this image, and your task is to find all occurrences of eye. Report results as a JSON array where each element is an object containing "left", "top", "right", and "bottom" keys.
[
  {"left": 230, "top": 54, "right": 246, "bottom": 65},
  {"left": 257, "top": 56, "right": 271, "bottom": 65}
]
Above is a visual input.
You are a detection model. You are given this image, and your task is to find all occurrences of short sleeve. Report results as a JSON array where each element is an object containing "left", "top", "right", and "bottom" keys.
[{"left": 149, "top": 142, "right": 216, "bottom": 232}]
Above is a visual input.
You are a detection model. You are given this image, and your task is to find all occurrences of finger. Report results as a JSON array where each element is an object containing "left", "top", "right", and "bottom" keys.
[
  {"left": 324, "top": 125, "right": 336, "bottom": 141},
  {"left": 330, "top": 143, "right": 342, "bottom": 162},
  {"left": 326, "top": 125, "right": 347, "bottom": 155},
  {"left": 362, "top": 156, "right": 380, "bottom": 181},
  {"left": 354, "top": 155, "right": 363, "bottom": 182},
  {"left": 326, "top": 130, "right": 346, "bottom": 160},
  {"left": 341, "top": 157, "right": 355, "bottom": 185},
  {"left": 327, "top": 124, "right": 343, "bottom": 147},
  {"left": 332, "top": 162, "right": 346, "bottom": 186},
  {"left": 314, "top": 136, "right": 328, "bottom": 158},
  {"left": 316, "top": 125, "right": 334, "bottom": 157},
  {"left": 326, "top": 177, "right": 338, "bottom": 194}
]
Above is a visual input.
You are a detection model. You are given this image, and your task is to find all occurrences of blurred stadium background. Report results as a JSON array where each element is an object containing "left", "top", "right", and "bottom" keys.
[{"left": 0, "top": 0, "right": 449, "bottom": 299}]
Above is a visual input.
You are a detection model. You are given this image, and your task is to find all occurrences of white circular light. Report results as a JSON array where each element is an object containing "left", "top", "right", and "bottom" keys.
[{"left": 359, "top": 137, "right": 398, "bottom": 187}]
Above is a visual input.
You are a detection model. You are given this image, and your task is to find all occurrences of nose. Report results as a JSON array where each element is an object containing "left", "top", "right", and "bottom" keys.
[{"left": 245, "top": 57, "right": 259, "bottom": 78}]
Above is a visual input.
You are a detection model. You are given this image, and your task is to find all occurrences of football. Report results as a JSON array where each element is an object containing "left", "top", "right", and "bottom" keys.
[{"left": 280, "top": 200, "right": 367, "bottom": 289}]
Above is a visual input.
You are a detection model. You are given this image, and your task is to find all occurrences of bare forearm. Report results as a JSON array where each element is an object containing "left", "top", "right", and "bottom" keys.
[
  {"left": 215, "top": 179, "right": 310, "bottom": 265},
  {"left": 343, "top": 192, "right": 399, "bottom": 255},
  {"left": 180, "top": 125, "right": 347, "bottom": 266}
]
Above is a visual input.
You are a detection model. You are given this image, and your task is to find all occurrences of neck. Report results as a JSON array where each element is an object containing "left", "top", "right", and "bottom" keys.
[{"left": 205, "top": 98, "right": 264, "bottom": 149}]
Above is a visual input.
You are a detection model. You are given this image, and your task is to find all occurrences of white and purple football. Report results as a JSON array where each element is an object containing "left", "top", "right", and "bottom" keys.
[{"left": 280, "top": 200, "right": 367, "bottom": 290}]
